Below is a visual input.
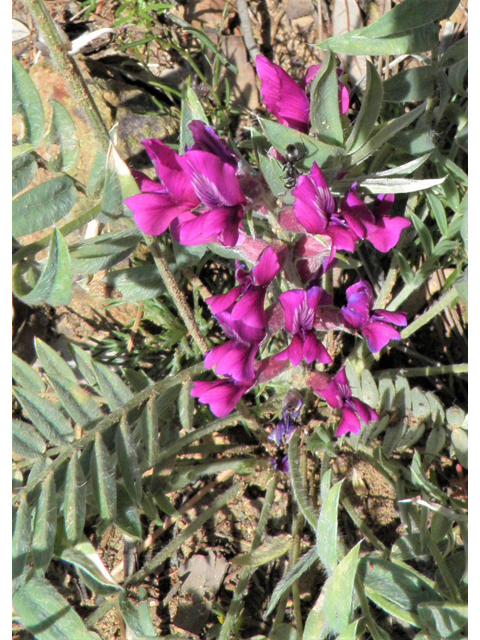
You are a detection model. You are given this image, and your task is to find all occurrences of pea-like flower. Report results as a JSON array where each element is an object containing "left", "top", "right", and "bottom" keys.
[
  {"left": 191, "top": 378, "right": 251, "bottom": 418},
  {"left": 341, "top": 280, "right": 408, "bottom": 353},
  {"left": 309, "top": 368, "right": 379, "bottom": 436},
  {"left": 275, "top": 287, "right": 333, "bottom": 366}
]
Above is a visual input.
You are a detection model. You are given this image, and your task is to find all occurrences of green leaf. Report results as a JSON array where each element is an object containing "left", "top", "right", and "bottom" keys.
[
  {"left": 13, "top": 153, "right": 38, "bottom": 197},
  {"left": 91, "top": 434, "right": 117, "bottom": 524},
  {"left": 115, "top": 483, "right": 142, "bottom": 539},
  {"left": 426, "top": 427, "right": 446, "bottom": 456},
  {"left": 13, "top": 386, "right": 74, "bottom": 445},
  {"left": 172, "top": 238, "right": 207, "bottom": 269},
  {"left": 288, "top": 430, "right": 318, "bottom": 529},
  {"left": 70, "top": 227, "right": 141, "bottom": 275},
  {"left": 411, "top": 450, "right": 448, "bottom": 503},
  {"left": 303, "top": 589, "right": 328, "bottom": 640},
  {"left": 48, "top": 374, "right": 103, "bottom": 428},
  {"left": 32, "top": 472, "right": 57, "bottom": 571},
  {"left": 45, "top": 99, "right": 80, "bottom": 172},
  {"left": 178, "top": 380, "right": 194, "bottom": 432},
  {"left": 258, "top": 117, "right": 346, "bottom": 170},
  {"left": 92, "top": 361, "right": 133, "bottom": 410},
  {"left": 12, "top": 142, "right": 35, "bottom": 160},
  {"left": 63, "top": 454, "right": 87, "bottom": 545},
  {"left": 13, "top": 419, "right": 47, "bottom": 460},
  {"left": 86, "top": 148, "right": 107, "bottom": 199},
  {"left": 337, "top": 620, "right": 364, "bottom": 640},
  {"left": 35, "top": 337, "right": 77, "bottom": 383},
  {"left": 318, "top": 23, "right": 440, "bottom": 56},
  {"left": 417, "top": 602, "right": 467, "bottom": 638},
  {"left": 118, "top": 591, "right": 157, "bottom": 638},
  {"left": 12, "top": 353, "right": 46, "bottom": 392},
  {"left": 427, "top": 191, "right": 448, "bottom": 236},
  {"left": 116, "top": 417, "right": 142, "bottom": 503},
  {"left": 360, "top": 369, "right": 379, "bottom": 408},
  {"left": 140, "top": 396, "right": 160, "bottom": 467},
  {"left": 360, "top": 175, "right": 446, "bottom": 194},
  {"left": 20, "top": 229, "right": 73, "bottom": 306},
  {"left": 323, "top": 541, "right": 362, "bottom": 634},
  {"left": 266, "top": 546, "right": 318, "bottom": 616},
  {"left": 350, "top": 102, "right": 426, "bottom": 165},
  {"left": 68, "top": 343, "right": 98, "bottom": 387},
  {"left": 441, "top": 35, "right": 468, "bottom": 68},
  {"left": 105, "top": 265, "right": 166, "bottom": 302},
  {"left": 13, "top": 176, "right": 78, "bottom": 237},
  {"left": 451, "top": 426, "right": 468, "bottom": 469},
  {"left": 346, "top": 61, "right": 383, "bottom": 153},
  {"left": 12, "top": 58, "right": 45, "bottom": 147},
  {"left": 233, "top": 534, "right": 293, "bottom": 567},
  {"left": 363, "top": 586, "right": 422, "bottom": 627},
  {"left": 383, "top": 66, "right": 436, "bottom": 102},
  {"left": 358, "top": 556, "right": 441, "bottom": 612},
  {"left": 179, "top": 84, "right": 208, "bottom": 153},
  {"left": 13, "top": 496, "right": 32, "bottom": 592},
  {"left": 60, "top": 538, "right": 121, "bottom": 595},
  {"left": 392, "top": 532, "right": 428, "bottom": 561},
  {"left": 316, "top": 480, "right": 344, "bottom": 575},
  {"left": 13, "top": 576, "right": 94, "bottom": 640},
  {"left": 310, "top": 50, "right": 343, "bottom": 146},
  {"left": 448, "top": 57, "right": 468, "bottom": 97}
]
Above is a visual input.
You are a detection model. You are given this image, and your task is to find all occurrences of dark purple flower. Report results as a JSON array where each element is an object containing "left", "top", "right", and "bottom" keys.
[
  {"left": 274, "top": 287, "right": 333, "bottom": 366},
  {"left": 293, "top": 164, "right": 358, "bottom": 254},
  {"left": 309, "top": 368, "right": 379, "bottom": 436},
  {"left": 341, "top": 280, "right": 408, "bottom": 353},
  {"left": 188, "top": 120, "right": 238, "bottom": 168},
  {"left": 340, "top": 190, "right": 411, "bottom": 253},
  {"left": 206, "top": 247, "right": 283, "bottom": 329},
  {"left": 256, "top": 56, "right": 349, "bottom": 134},
  {"left": 191, "top": 378, "right": 251, "bottom": 418}
]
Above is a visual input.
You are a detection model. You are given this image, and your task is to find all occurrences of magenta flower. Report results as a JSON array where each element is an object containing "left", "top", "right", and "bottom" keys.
[
  {"left": 341, "top": 280, "right": 408, "bottom": 352},
  {"left": 125, "top": 140, "right": 200, "bottom": 236},
  {"left": 206, "top": 246, "right": 283, "bottom": 329},
  {"left": 274, "top": 287, "right": 333, "bottom": 366},
  {"left": 187, "top": 120, "right": 238, "bottom": 168},
  {"left": 256, "top": 55, "right": 349, "bottom": 133},
  {"left": 293, "top": 163, "right": 358, "bottom": 254},
  {"left": 191, "top": 378, "right": 251, "bottom": 418},
  {"left": 204, "top": 311, "right": 265, "bottom": 383},
  {"left": 309, "top": 368, "right": 379, "bottom": 436},
  {"left": 125, "top": 138, "right": 247, "bottom": 247},
  {"left": 340, "top": 190, "right": 411, "bottom": 253}
]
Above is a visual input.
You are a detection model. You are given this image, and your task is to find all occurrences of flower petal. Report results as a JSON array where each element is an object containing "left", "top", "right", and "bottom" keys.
[
  {"left": 125, "top": 192, "right": 190, "bottom": 236},
  {"left": 253, "top": 246, "right": 283, "bottom": 286},
  {"left": 373, "top": 309, "right": 408, "bottom": 327},
  {"left": 142, "top": 139, "right": 199, "bottom": 205},
  {"left": 188, "top": 120, "right": 238, "bottom": 167},
  {"left": 191, "top": 379, "right": 249, "bottom": 417},
  {"left": 336, "top": 407, "right": 362, "bottom": 436},
  {"left": 362, "top": 320, "right": 401, "bottom": 353},
  {"left": 303, "top": 332, "right": 332, "bottom": 364},
  {"left": 278, "top": 290, "right": 306, "bottom": 333},
  {"left": 256, "top": 55, "right": 310, "bottom": 133},
  {"left": 366, "top": 216, "right": 411, "bottom": 253}
]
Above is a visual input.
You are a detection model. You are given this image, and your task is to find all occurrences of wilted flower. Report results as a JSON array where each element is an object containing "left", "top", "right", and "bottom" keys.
[
  {"left": 256, "top": 55, "right": 349, "bottom": 134},
  {"left": 309, "top": 368, "right": 378, "bottom": 436},
  {"left": 341, "top": 280, "right": 408, "bottom": 352},
  {"left": 275, "top": 287, "right": 333, "bottom": 366}
]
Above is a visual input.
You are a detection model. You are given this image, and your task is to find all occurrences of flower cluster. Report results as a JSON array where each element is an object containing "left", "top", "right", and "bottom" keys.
[{"left": 125, "top": 56, "right": 412, "bottom": 437}]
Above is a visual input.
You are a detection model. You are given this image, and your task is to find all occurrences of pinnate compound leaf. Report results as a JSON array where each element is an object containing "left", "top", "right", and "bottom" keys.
[
  {"left": 91, "top": 434, "right": 117, "bottom": 524},
  {"left": 115, "top": 483, "right": 144, "bottom": 539},
  {"left": 68, "top": 343, "right": 98, "bottom": 387},
  {"left": 32, "top": 471, "right": 57, "bottom": 571},
  {"left": 13, "top": 419, "right": 47, "bottom": 460},
  {"left": 45, "top": 99, "right": 80, "bottom": 172},
  {"left": 310, "top": 50, "right": 343, "bottom": 146},
  {"left": 13, "top": 576, "right": 94, "bottom": 640},
  {"left": 13, "top": 495, "right": 32, "bottom": 592},
  {"left": 12, "top": 58, "right": 45, "bottom": 147},
  {"left": 19, "top": 228, "right": 73, "bottom": 307},
  {"left": 105, "top": 265, "right": 166, "bottom": 302},
  {"left": 267, "top": 546, "right": 318, "bottom": 616},
  {"left": 233, "top": 534, "right": 293, "bottom": 567},
  {"left": 70, "top": 227, "right": 141, "bottom": 275},
  {"left": 63, "top": 454, "right": 87, "bottom": 546},
  {"left": 12, "top": 353, "right": 46, "bottom": 391},
  {"left": 13, "top": 153, "right": 38, "bottom": 197},
  {"left": 13, "top": 385, "right": 74, "bottom": 445},
  {"left": 13, "top": 176, "right": 77, "bottom": 237},
  {"left": 323, "top": 541, "right": 362, "bottom": 634},
  {"left": 451, "top": 426, "right": 468, "bottom": 469},
  {"left": 35, "top": 337, "right": 77, "bottom": 383},
  {"left": 346, "top": 61, "right": 382, "bottom": 153},
  {"left": 316, "top": 479, "right": 344, "bottom": 575}
]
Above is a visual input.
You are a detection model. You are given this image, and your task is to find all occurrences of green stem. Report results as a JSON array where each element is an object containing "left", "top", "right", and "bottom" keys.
[
  {"left": 218, "top": 474, "right": 278, "bottom": 640},
  {"left": 400, "top": 286, "right": 460, "bottom": 340},
  {"left": 375, "top": 363, "right": 467, "bottom": 379},
  {"left": 375, "top": 254, "right": 399, "bottom": 309},
  {"left": 26, "top": 0, "right": 110, "bottom": 151},
  {"left": 427, "top": 534, "right": 463, "bottom": 603},
  {"left": 144, "top": 236, "right": 210, "bottom": 355}
]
